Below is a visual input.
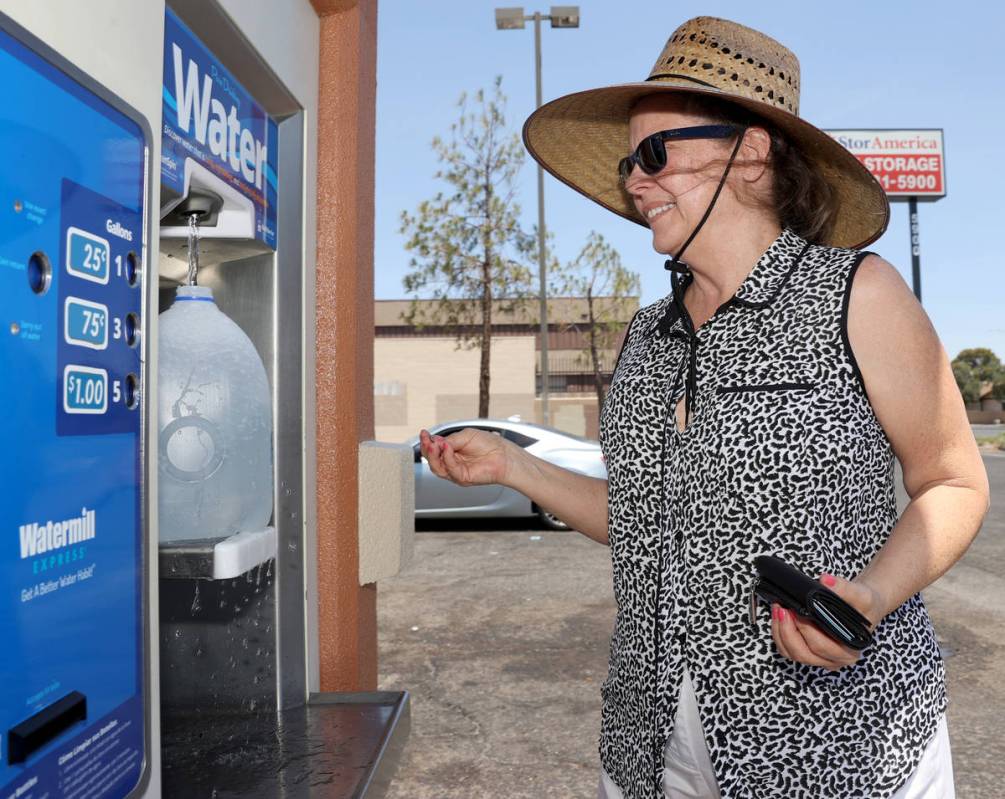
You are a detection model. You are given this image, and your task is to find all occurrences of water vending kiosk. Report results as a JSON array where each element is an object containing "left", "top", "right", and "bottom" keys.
[
  {"left": 3, "top": 3, "right": 409, "bottom": 797},
  {"left": 0, "top": 15, "right": 153, "bottom": 797}
]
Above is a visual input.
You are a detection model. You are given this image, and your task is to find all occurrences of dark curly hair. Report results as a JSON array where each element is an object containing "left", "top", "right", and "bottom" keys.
[{"left": 635, "top": 93, "right": 838, "bottom": 245}]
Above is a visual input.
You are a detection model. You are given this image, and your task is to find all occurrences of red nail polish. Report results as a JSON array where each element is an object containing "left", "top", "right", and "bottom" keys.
[
  {"left": 778, "top": 608, "right": 786, "bottom": 622},
  {"left": 822, "top": 573, "right": 837, "bottom": 587}
]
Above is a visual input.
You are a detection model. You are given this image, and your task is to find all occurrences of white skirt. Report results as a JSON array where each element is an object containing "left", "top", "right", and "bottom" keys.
[{"left": 598, "top": 665, "right": 956, "bottom": 799}]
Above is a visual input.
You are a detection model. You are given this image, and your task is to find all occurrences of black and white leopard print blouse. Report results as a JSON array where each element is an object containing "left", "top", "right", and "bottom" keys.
[{"left": 598, "top": 227, "right": 947, "bottom": 798}]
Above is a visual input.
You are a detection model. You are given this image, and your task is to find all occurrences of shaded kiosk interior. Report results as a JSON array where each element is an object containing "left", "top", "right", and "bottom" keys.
[{"left": 156, "top": 1, "right": 407, "bottom": 795}]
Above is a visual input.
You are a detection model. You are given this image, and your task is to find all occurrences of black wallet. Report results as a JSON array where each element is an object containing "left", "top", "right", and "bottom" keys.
[{"left": 750, "top": 555, "right": 875, "bottom": 650}]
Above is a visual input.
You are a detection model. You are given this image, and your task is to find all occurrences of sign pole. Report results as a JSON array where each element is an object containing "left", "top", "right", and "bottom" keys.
[{"left": 909, "top": 196, "right": 922, "bottom": 303}]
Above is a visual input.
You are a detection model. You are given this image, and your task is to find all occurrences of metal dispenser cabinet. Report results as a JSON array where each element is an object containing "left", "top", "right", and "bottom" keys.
[
  {"left": 156, "top": 1, "right": 300, "bottom": 716},
  {"left": 155, "top": 6, "right": 408, "bottom": 795},
  {"left": 0, "top": 14, "right": 153, "bottom": 799}
]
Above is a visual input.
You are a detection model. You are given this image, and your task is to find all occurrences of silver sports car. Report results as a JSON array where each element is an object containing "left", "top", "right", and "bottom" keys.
[{"left": 406, "top": 418, "right": 607, "bottom": 530}]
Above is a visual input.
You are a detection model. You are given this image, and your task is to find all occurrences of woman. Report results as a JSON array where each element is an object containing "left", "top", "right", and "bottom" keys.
[{"left": 418, "top": 16, "right": 988, "bottom": 799}]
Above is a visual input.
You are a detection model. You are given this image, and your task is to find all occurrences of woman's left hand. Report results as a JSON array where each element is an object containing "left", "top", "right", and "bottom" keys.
[{"left": 770, "top": 573, "right": 886, "bottom": 671}]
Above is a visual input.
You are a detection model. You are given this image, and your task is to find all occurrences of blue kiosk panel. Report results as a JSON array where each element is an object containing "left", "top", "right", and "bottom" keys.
[{"left": 0, "top": 15, "right": 148, "bottom": 799}]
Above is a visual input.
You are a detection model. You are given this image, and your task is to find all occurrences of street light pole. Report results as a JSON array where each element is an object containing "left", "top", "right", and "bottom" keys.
[
  {"left": 495, "top": 6, "right": 580, "bottom": 428},
  {"left": 532, "top": 12, "right": 550, "bottom": 427}
]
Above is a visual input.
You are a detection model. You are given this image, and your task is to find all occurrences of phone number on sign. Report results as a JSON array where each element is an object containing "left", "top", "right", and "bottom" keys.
[{"left": 874, "top": 172, "right": 941, "bottom": 193}]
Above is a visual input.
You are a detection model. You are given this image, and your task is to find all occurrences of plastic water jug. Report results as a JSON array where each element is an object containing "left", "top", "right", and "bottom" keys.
[{"left": 157, "top": 285, "right": 273, "bottom": 542}]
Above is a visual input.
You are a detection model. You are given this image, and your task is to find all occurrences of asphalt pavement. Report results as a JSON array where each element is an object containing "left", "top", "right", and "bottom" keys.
[
  {"left": 915, "top": 451, "right": 1005, "bottom": 798},
  {"left": 376, "top": 453, "right": 1005, "bottom": 798}
]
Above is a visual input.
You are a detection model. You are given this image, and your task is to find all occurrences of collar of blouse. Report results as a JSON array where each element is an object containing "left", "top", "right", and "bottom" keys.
[
  {"left": 642, "top": 228, "right": 813, "bottom": 427},
  {"left": 649, "top": 227, "right": 812, "bottom": 340}
]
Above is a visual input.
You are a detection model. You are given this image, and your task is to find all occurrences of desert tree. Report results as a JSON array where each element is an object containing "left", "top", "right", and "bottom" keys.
[
  {"left": 400, "top": 76, "right": 535, "bottom": 417},
  {"left": 549, "top": 231, "right": 640, "bottom": 409}
]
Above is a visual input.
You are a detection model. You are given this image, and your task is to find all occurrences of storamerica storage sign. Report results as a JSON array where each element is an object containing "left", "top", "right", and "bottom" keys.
[{"left": 826, "top": 129, "right": 945, "bottom": 200}]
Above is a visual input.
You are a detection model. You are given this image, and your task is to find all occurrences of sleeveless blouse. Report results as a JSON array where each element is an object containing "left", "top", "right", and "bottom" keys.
[{"left": 598, "top": 227, "right": 948, "bottom": 798}]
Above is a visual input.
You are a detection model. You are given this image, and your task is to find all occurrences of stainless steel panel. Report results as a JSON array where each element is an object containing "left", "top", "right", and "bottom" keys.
[
  {"left": 156, "top": 0, "right": 308, "bottom": 723},
  {"left": 274, "top": 112, "right": 307, "bottom": 711},
  {"left": 156, "top": 122, "right": 308, "bottom": 715},
  {"left": 197, "top": 253, "right": 276, "bottom": 385},
  {"left": 159, "top": 568, "right": 277, "bottom": 712}
]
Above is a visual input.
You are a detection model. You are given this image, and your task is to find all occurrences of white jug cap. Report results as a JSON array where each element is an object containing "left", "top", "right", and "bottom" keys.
[{"left": 176, "top": 285, "right": 214, "bottom": 301}]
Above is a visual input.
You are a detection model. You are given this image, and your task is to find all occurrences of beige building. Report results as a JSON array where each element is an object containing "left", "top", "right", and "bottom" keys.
[{"left": 374, "top": 296, "right": 639, "bottom": 442}]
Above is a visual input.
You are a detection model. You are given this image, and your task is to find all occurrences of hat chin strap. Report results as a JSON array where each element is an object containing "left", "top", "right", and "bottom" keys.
[
  {"left": 657, "top": 127, "right": 747, "bottom": 433},
  {"left": 663, "top": 126, "right": 748, "bottom": 276}
]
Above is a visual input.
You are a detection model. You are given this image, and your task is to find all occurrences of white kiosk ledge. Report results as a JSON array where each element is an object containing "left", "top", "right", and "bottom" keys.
[{"left": 159, "top": 526, "right": 277, "bottom": 581}]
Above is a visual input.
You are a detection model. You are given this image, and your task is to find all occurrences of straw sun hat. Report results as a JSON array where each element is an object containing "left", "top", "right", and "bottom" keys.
[{"left": 522, "top": 16, "right": 889, "bottom": 248}]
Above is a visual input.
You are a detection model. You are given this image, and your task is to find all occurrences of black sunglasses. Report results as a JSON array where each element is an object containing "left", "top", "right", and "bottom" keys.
[{"left": 618, "top": 124, "right": 741, "bottom": 184}]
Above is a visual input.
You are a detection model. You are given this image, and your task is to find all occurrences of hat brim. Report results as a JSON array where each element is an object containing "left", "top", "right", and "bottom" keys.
[{"left": 522, "top": 80, "right": 890, "bottom": 250}]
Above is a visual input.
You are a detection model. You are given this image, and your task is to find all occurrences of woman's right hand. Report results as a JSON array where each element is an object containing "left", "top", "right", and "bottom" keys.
[{"left": 418, "top": 427, "right": 515, "bottom": 488}]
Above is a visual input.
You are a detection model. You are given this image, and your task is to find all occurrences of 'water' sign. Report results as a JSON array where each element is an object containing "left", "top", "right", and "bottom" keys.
[{"left": 161, "top": 8, "right": 279, "bottom": 246}]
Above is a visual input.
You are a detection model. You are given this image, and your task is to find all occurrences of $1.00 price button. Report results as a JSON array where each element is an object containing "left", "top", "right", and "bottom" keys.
[{"left": 63, "top": 365, "right": 108, "bottom": 414}]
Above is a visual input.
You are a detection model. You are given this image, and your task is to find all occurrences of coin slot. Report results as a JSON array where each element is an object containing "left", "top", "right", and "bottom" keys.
[
  {"left": 125, "top": 313, "right": 140, "bottom": 347},
  {"left": 125, "top": 373, "right": 140, "bottom": 409},
  {"left": 27, "top": 251, "right": 51, "bottom": 295},
  {"left": 125, "top": 251, "right": 140, "bottom": 287},
  {"left": 7, "top": 691, "right": 87, "bottom": 765}
]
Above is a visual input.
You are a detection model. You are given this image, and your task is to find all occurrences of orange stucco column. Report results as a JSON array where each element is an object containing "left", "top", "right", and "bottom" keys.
[{"left": 313, "top": 0, "right": 378, "bottom": 692}]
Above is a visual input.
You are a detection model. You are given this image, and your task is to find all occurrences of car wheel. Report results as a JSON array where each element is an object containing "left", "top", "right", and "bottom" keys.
[{"left": 537, "top": 507, "right": 570, "bottom": 531}]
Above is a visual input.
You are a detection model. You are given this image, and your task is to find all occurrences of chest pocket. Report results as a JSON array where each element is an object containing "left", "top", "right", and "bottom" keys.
[{"left": 710, "top": 379, "right": 820, "bottom": 520}]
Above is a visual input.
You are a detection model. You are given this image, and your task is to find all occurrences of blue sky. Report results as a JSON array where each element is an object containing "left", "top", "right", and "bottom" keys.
[{"left": 375, "top": 1, "right": 1003, "bottom": 361}]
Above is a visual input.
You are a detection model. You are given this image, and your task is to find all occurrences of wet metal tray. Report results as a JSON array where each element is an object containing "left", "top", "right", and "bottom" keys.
[{"left": 160, "top": 691, "right": 410, "bottom": 798}]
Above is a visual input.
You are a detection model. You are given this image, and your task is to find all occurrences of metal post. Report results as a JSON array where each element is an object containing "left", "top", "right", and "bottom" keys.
[
  {"left": 909, "top": 196, "right": 922, "bottom": 303},
  {"left": 533, "top": 11, "right": 550, "bottom": 427}
]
